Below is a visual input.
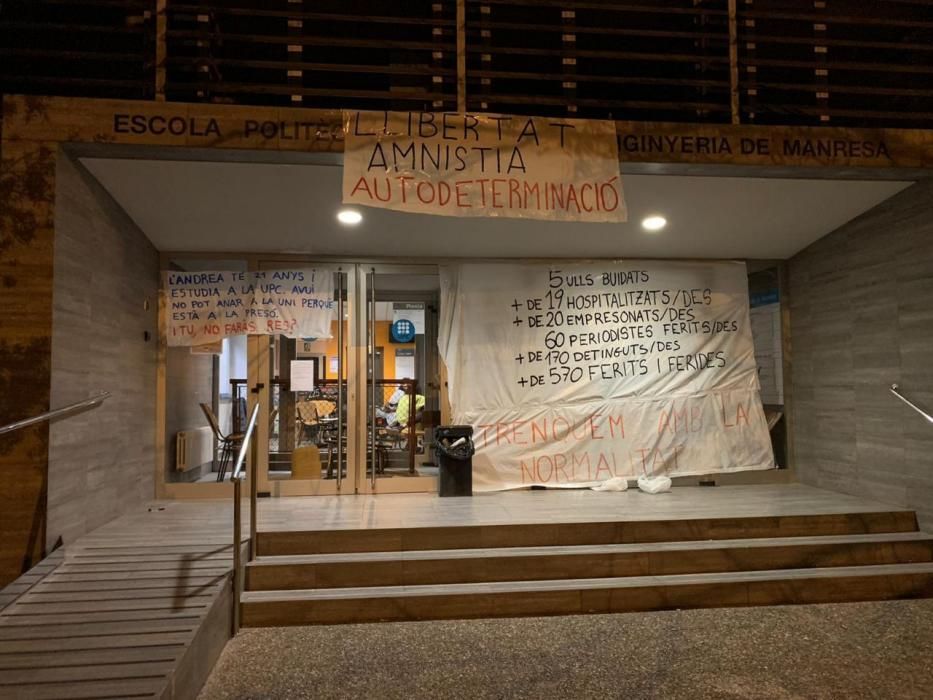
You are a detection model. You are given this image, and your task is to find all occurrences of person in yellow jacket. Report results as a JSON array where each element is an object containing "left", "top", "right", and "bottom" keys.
[{"left": 394, "top": 383, "right": 425, "bottom": 428}]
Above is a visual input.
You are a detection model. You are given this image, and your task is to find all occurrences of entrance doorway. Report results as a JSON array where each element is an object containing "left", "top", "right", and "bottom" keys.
[
  {"left": 251, "top": 263, "right": 440, "bottom": 496},
  {"left": 360, "top": 265, "right": 441, "bottom": 494},
  {"left": 104, "top": 153, "right": 911, "bottom": 501}
]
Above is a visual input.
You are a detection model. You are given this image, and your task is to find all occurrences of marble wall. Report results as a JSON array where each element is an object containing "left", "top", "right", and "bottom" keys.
[
  {"left": 47, "top": 153, "right": 159, "bottom": 549},
  {"left": 789, "top": 180, "right": 933, "bottom": 529}
]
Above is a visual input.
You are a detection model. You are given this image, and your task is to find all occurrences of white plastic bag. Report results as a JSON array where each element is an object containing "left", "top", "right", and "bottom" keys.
[
  {"left": 637, "top": 475, "right": 672, "bottom": 494},
  {"left": 591, "top": 476, "right": 628, "bottom": 492}
]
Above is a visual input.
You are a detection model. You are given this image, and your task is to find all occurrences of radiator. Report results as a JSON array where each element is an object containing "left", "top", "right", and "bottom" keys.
[{"left": 175, "top": 426, "right": 214, "bottom": 471}]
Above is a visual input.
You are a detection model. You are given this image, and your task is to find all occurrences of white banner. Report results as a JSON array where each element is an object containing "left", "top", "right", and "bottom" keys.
[
  {"left": 343, "top": 110, "right": 625, "bottom": 223},
  {"left": 164, "top": 269, "right": 334, "bottom": 346},
  {"left": 438, "top": 261, "right": 775, "bottom": 490}
]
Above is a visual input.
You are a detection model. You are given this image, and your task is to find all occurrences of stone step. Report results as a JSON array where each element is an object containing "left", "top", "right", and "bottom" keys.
[
  {"left": 255, "top": 510, "right": 918, "bottom": 556},
  {"left": 245, "top": 531, "right": 933, "bottom": 590},
  {"left": 240, "top": 561, "right": 933, "bottom": 626}
]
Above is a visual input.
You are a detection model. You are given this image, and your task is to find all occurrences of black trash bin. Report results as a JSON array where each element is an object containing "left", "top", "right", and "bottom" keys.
[{"left": 435, "top": 425, "right": 474, "bottom": 497}]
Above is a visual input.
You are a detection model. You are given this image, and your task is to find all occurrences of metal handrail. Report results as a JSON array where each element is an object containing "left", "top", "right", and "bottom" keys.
[
  {"left": 0, "top": 392, "right": 111, "bottom": 435},
  {"left": 370, "top": 268, "right": 377, "bottom": 490},
  {"left": 231, "top": 402, "right": 260, "bottom": 635},
  {"left": 231, "top": 404, "right": 260, "bottom": 482},
  {"left": 337, "top": 270, "right": 344, "bottom": 490},
  {"left": 890, "top": 384, "right": 933, "bottom": 425}
]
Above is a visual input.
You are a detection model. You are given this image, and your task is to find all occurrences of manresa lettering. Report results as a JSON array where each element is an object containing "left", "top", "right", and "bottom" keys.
[{"left": 782, "top": 138, "right": 890, "bottom": 159}]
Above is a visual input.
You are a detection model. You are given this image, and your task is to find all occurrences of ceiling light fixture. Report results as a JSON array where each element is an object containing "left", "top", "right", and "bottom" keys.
[
  {"left": 641, "top": 215, "right": 667, "bottom": 232},
  {"left": 337, "top": 209, "right": 362, "bottom": 226}
]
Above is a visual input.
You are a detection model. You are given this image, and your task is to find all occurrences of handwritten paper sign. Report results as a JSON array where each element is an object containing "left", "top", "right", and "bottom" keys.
[
  {"left": 343, "top": 111, "right": 626, "bottom": 223},
  {"left": 163, "top": 269, "right": 334, "bottom": 346},
  {"left": 438, "top": 261, "right": 774, "bottom": 491},
  {"left": 290, "top": 360, "right": 317, "bottom": 392}
]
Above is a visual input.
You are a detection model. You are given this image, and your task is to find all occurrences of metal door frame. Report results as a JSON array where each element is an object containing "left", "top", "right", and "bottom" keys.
[
  {"left": 356, "top": 263, "right": 440, "bottom": 495},
  {"left": 253, "top": 263, "right": 358, "bottom": 496}
]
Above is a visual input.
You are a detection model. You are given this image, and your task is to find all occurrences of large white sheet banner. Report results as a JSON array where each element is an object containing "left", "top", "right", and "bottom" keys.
[
  {"left": 164, "top": 269, "right": 334, "bottom": 346},
  {"left": 438, "top": 261, "right": 775, "bottom": 491},
  {"left": 343, "top": 110, "right": 625, "bottom": 223}
]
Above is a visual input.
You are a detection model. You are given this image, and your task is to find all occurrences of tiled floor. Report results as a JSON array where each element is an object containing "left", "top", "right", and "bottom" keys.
[
  {"left": 199, "top": 600, "right": 933, "bottom": 700},
  {"left": 255, "top": 483, "right": 906, "bottom": 532}
]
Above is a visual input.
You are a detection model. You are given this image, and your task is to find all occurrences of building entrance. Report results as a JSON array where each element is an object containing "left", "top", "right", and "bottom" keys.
[
  {"left": 360, "top": 265, "right": 442, "bottom": 495},
  {"left": 247, "top": 263, "right": 440, "bottom": 497},
  {"left": 60, "top": 146, "right": 913, "bottom": 504}
]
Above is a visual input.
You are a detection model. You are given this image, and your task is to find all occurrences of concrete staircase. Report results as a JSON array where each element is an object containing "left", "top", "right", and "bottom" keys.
[{"left": 240, "top": 510, "right": 933, "bottom": 626}]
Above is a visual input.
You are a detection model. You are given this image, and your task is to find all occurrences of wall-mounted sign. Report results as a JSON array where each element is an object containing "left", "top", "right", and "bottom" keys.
[
  {"left": 289, "top": 360, "right": 317, "bottom": 392},
  {"left": 395, "top": 348, "right": 416, "bottom": 379},
  {"left": 163, "top": 269, "right": 334, "bottom": 346},
  {"left": 391, "top": 319, "right": 417, "bottom": 343},
  {"left": 750, "top": 290, "right": 780, "bottom": 307},
  {"left": 749, "top": 289, "right": 783, "bottom": 405},
  {"left": 296, "top": 339, "right": 323, "bottom": 358},
  {"left": 439, "top": 261, "right": 774, "bottom": 491},
  {"left": 343, "top": 110, "right": 625, "bottom": 223},
  {"left": 12, "top": 95, "right": 933, "bottom": 172},
  {"left": 392, "top": 302, "right": 424, "bottom": 335}
]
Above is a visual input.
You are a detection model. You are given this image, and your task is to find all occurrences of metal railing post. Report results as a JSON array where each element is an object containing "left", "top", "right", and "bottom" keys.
[
  {"left": 232, "top": 476, "right": 242, "bottom": 635},
  {"left": 229, "top": 403, "right": 259, "bottom": 636},
  {"left": 249, "top": 431, "right": 258, "bottom": 561},
  {"left": 370, "top": 269, "right": 377, "bottom": 490},
  {"left": 337, "top": 270, "right": 344, "bottom": 490},
  {"left": 408, "top": 381, "right": 416, "bottom": 475}
]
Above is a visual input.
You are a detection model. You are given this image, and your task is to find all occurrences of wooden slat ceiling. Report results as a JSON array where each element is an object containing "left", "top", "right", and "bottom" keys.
[
  {"left": 464, "top": 0, "right": 730, "bottom": 122},
  {"left": 0, "top": 0, "right": 156, "bottom": 100},
  {"left": 164, "top": 0, "right": 458, "bottom": 110},
  {"left": 738, "top": 0, "right": 933, "bottom": 127},
  {"left": 1, "top": 0, "right": 932, "bottom": 127}
]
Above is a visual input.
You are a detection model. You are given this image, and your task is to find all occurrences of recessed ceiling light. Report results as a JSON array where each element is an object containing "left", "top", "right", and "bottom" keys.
[
  {"left": 641, "top": 215, "right": 667, "bottom": 232},
  {"left": 337, "top": 209, "right": 362, "bottom": 226}
]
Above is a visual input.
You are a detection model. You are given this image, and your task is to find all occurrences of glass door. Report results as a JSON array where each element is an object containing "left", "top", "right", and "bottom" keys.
[
  {"left": 360, "top": 264, "right": 441, "bottom": 494},
  {"left": 250, "top": 262, "right": 441, "bottom": 496},
  {"left": 254, "top": 265, "right": 352, "bottom": 496}
]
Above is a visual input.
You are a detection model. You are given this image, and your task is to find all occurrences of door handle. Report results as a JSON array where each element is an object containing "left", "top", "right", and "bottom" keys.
[{"left": 251, "top": 383, "right": 265, "bottom": 394}]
